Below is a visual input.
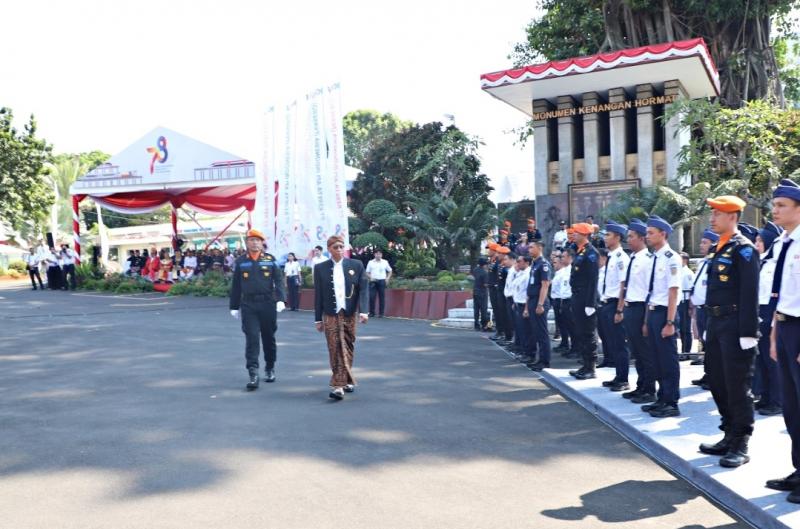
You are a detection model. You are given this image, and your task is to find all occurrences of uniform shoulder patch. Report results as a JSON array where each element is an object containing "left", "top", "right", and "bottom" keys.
[
  {"left": 588, "top": 253, "right": 597, "bottom": 263},
  {"left": 665, "top": 251, "right": 673, "bottom": 258},
  {"left": 739, "top": 246, "right": 754, "bottom": 262},
  {"left": 542, "top": 264, "right": 549, "bottom": 273}
]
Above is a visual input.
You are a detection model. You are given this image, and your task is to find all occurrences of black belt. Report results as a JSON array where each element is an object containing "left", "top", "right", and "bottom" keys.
[
  {"left": 707, "top": 304, "right": 737, "bottom": 317},
  {"left": 604, "top": 298, "right": 619, "bottom": 305},
  {"left": 776, "top": 312, "right": 800, "bottom": 322},
  {"left": 243, "top": 293, "right": 271, "bottom": 302},
  {"left": 647, "top": 304, "right": 667, "bottom": 311},
  {"left": 625, "top": 301, "right": 646, "bottom": 307}
]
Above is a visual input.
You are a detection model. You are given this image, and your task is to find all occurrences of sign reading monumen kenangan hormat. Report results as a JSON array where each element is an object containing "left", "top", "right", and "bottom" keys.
[{"left": 258, "top": 83, "right": 349, "bottom": 260}]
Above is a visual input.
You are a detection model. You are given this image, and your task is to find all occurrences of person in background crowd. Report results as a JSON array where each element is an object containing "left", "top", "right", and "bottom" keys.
[
  {"left": 513, "top": 233, "right": 529, "bottom": 257},
  {"left": 25, "top": 249, "right": 43, "bottom": 290},
  {"left": 157, "top": 249, "right": 173, "bottom": 283},
  {"left": 765, "top": 178, "right": 800, "bottom": 503},
  {"left": 641, "top": 216, "right": 683, "bottom": 418},
  {"left": 553, "top": 220, "right": 568, "bottom": 249},
  {"left": 511, "top": 255, "right": 533, "bottom": 362},
  {"left": 60, "top": 244, "right": 77, "bottom": 290},
  {"left": 224, "top": 248, "right": 235, "bottom": 274},
  {"left": 498, "top": 228, "right": 511, "bottom": 248},
  {"left": 366, "top": 249, "right": 392, "bottom": 318},
  {"left": 503, "top": 251, "right": 520, "bottom": 351},
  {"left": 492, "top": 248, "right": 512, "bottom": 344},
  {"left": 565, "top": 228, "right": 577, "bottom": 251},
  {"left": 195, "top": 249, "right": 208, "bottom": 276},
  {"left": 210, "top": 247, "right": 225, "bottom": 273},
  {"left": 45, "top": 247, "right": 62, "bottom": 290},
  {"left": 311, "top": 245, "right": 328, "bottom": 267},
  {"left": 123, "top": 250, "right": 134, "bottom": 275},
  {"left": 678, "top": 252, "right": 695, "bottom": 361},
  {"left": 699, "top": 196, "right": 760, "bottom": 468},
  {"left": 181, "top": 249, "right": 197, "bottom": 280},
  {"left": 525, "top": 241, "right": 552, "bottom": 371},
  {"left": 230, "top": 229, "right": 286, "bottom": 391},
  {"left": 754, "top": 221, "right": 783, "bottom": 417},
  {"left": 526, "top": 217, "right": 542, "bottom": 242},
  {"left": 487, "top": 243, "right": 502, "bottom": 340},
  {"left": 591, "top": 224, "right": 606, "bottom": 249},
  {"left": 599, "top": 221, "right": 630, "bottom": 386},
  {"left": 142, "top": 247, "right": 159, "bottom": 282},
  {"left": 549, "top": 249, "right": 564, "bottom": 346},
  {"left": 595, "top": 248, "right": 610, "bottom": 367},
  {"left": 568, "top": 223, "right": 600, "bottom": 380},
  {"left": 284, "top": 252, "right": 302, "bottom": 312},
  {"left": 615, "top": 219, "right": 656, "bottom": 402},
  {"left": 472, "top": 257, "right": 490, "bottom": 331},
  {"left": 553, "top": 249, "right": 575, "bottom": 356},
  {"left": 690, "top": 230, "right": 718, "bottom": 391}
]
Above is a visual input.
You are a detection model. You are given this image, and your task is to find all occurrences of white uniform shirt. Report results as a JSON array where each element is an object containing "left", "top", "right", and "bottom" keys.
[
  {"left": 623, "top": 249, "right": 652, "bottom": 303},
  {"left": 312, "top": 254, "right": 329, "bottom": 267},
  {"left": 773, "top": 226, "right": 800, "bottom": 317},
  {"left": 553, "top": 230, "right": 568, "bottom": 248},
  {"left": 557, "top": 265, "right": 572, "bottom": 298},
  {"left": 601, "top": 247, "right": 630, "bottom": 301},
  {"left": 183, "top": 256, "right": 198, "bottom": 269},
  {"left": 759, "top": 253, "right": 776, "bottom": 306},
  {"left": 61, "top": 249, "right": 76, "bottom": 266},
  {"left": 550, "top": 267, "right": 564, "bottom": 299},
  {"left": 332, "top": 258, "right": 346, "bottom": 313},
  {"left": 680, "top": 265, "right": 695, "bottom": 300},
  {"left": 284, "top": 261, "right": 301, "bottom": 277},
  {"left": 25, "top": 253, "right": 40, "bottom": 268},
  {"left": 511, "top": 267, "right": 531, "bottom": 304},
  {"left": 649, "top": 244, "right": 682, "bottom": 307},
  {"left": 689, "top": 260, "right": 709, "bottom": 306},
  {"left": 504, "top": 267, "right": 518, "bottom": 299},
  {"left": 366, "top": 259, "right": 392, "bottom": 280},
  {"left": 597, "top": 266, "right": 606, "bottom": 298}
]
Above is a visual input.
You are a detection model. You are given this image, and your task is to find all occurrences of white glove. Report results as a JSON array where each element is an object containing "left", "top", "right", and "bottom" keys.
[
  {"left": 703, "top": 331, "right": 707, "bottom": 341},
  {"left": 739, "top": 337, "right": 758, "bottom": 350},
  {"left": 230, "top": 310, "right": 239, "bottom": 319},
  {"left": 585, "top": 307, "right": 596, "bottom": 316},
  {"left": 276, "top": 301, "right": 285, "bottom": 313}
]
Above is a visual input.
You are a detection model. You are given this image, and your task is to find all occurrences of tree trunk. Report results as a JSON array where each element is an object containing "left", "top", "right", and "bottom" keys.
[{"left": 662, "top": 0, "right": 675, "bottom": 42}]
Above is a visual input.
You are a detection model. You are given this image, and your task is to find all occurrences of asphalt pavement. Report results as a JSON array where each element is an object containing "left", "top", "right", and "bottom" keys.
[{"left": 0, "top": 284, "right": 747, "bottom": 529}]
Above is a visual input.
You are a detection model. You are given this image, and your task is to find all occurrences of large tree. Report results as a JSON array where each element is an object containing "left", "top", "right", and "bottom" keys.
[
  {"left": 512, "top": 0, "right": 800, "bottom": 107},
  {"left": 0, "top": 108, "right": 53, "bottom": 232},
  {"left": 349, "top": 122, "right": 492, "bottom": 217},
  {"left": 343, "top": 110, "right": 411, "bottom": 169}
]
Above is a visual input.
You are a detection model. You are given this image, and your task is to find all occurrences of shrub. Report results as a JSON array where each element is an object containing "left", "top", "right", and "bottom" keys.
[
  {"left": 8, "top": 260, "right": 27, "bottom": 273},
  {"left": 362, "top": 199, "right": 398, "bottom": 223},
  {"left": 0, "top": 267, "right": 6, "bottom": 276},
  {"left": 166, "top": 271, "right": 231, "bottom": 297},
  {"left": 453, "top": 273, "right": 468, "bottom": 281},
  {"left": 436, "top": 270, "right": 453, "bottom": 281},
  {"left": 437, "top": 275, "right": 454, "bottom": 283},
  {"left": 8, "top": 270, "right": 22, "bottom": 279},
  {"left": 352, "top": 231, "right": 389, "bottom": 251},
  {"left": 301, "top": 265, "right": 314, "bottom": 288}
]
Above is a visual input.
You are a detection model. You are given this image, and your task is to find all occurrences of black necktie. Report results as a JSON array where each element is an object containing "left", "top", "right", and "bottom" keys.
[
  {"left": 602, "top": 261, "right": 609, "bottom": 295},
  {"left": 624, "top": 254, "right": 636, "bottom": 286},
  {"left": 646, "top": 253, "right": 657, "bottom": 302},
  {"left": 691, "top": 260, "right": 706, "bottom": 294},
  {"left": 772, "top": 239, "right": 793, "bottom": 297}
]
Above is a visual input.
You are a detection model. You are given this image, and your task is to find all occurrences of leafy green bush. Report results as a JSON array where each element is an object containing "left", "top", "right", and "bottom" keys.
[
  {"left": 0, "top": 267, "right": 7, "bottom": 276},
  {"left": 77, "top": 273, "right": 153, "bottom": 293},
  {"left": 8, "top": 260, "right": 27, "bottom": 273},
  {"left": 352, "top": 231, "right": 389, "bottom": 250},
  {"left": 362, "top": 199, "right": 398, "bottom": 223},
  {"left": 301, "top": 265, "right": 314, "bottom": 288},
  {"left": 166, "top": 271, "right": 231, "bottom": 297},
  {"left": 390, "top": 277, "right": 470, "bottom": 291},
  {"left": 453, "top": 273, "right": 468, "bottom": 281},
  {"left": 348, "top": 217, "right": 367, "bottom": 236},
  {"left": 437, "top": 275, "right": 454, "bottom": 283},
  {"left": 436, "top": 270, "right": 453, "bottom": 281},
  {"left": 8, "top": 270, "right": 22, "bottom": 279}
]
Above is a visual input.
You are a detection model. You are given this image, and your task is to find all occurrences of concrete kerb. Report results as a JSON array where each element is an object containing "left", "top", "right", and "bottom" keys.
[{"left": 483, "top": 337, "right": 777, "bottom": 529}]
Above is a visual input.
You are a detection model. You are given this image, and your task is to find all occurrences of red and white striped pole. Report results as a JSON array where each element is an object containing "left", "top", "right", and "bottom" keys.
[{"left": 72, "top": 195, "right": 81, "bottom": 264}]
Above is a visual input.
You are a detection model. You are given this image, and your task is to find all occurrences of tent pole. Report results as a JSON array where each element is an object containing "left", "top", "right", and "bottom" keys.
[
  {"left": 203, "top": 209, "right": 246, "bottom": 251},
  {"left": 72, "top": 195, "right": 81, "bottom": 264},
  {"left": 171, "top": 205, "right": 179, "bottom": 251},
  {"left": 247, "top": 210, "right": 252, "bottom": 230}
]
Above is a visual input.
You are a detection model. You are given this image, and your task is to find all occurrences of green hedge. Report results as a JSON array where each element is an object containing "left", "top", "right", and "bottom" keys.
[
  {"left": 8, "top": 260, "right": 27, "bottom": 273},
  {"left": 390, "top": 277, "right": 471, "bottom": 291},
  {"left": 167, "top": 271, "right": 231, "bottom": 297},
  {"left": 79, "top": 274, "right": 154, "bottom": 294}
]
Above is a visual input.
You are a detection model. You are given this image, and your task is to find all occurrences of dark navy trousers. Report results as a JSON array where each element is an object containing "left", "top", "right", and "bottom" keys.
[
  {"left": 646, "top": 306, "right": 680, "bottom": 406},
  {"left": 623, "top": 303, "right": 654, "bottom": 392},
  {"left": 600, "top": 300, "right": 628, "bottom": 381},
  {"left": 528, "top": 301, "right": 551, "bottom": 365},
  {"left": 776, "top": 319, "right": 800, "bottom": 471},
  {"left": 755, "top": 302, "right": 782, "bottom": 408}
]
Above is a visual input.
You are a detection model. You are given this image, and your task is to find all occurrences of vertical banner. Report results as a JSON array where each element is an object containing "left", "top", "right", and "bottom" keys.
[
  {"left": 260, "top": 83, "right": 349, "bottom": 262},
  {"left": 258, "top": 106, "right": 277, "bottom": 248}
]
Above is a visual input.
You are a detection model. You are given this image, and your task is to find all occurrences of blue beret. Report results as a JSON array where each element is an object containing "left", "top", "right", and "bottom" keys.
[
  {"left": 738, "top": 223, "right": 758, "bottom": 243},
  {"left": 605, "top": 221, "right": 628, "bottom": 237},
  {"left": 628, "top": 218, "right": 647, "bottom": 236},
  {"left": 759, "top": 221, "right": 782, "bottom": 249},
  {"left": 701, "top": 229, "right": 719, "bottom": 243},
  {"left": 774, "top": 178, "right": 800, "bottom": 201},
  {"left": 647, "top": 215, "right": 673, "bottom": 235}
]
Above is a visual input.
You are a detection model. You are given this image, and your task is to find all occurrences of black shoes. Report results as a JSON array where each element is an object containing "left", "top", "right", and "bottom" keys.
[
  {"left": 679, "top": 353, "right": 691, "bottom": 361},
  {"left": 329, "top": 388, "right": 344, "bottom": 400},
  {"left": 649, "top": 404, "right": 680, "bottom": 418},
  {"left": 529, "top": 362, "right": 549, "bottom": 372},
  {"left": 691, "top": 375, "right": 708, "bottom": 386},
  {"left": 690, "top": 357, "right": 704, "bottom": 365},
  {"left": 246, "top": 373, "right": 259, "bottom": 391},
  {"left": 720, "top": 436, "right": 750, "bottom": 468},
  {"left": 622, "top": 389, "right": 641, "bottom": 400},
  {"left": 575, "top": 370, "right": 596, "bottom": 380},
  {"left": 610, "top": 381, "right": 630, "bottom": 392},
  {"left": 699, "top": 433, "right": 733, "bottom": 456},
  {"left": 264, "top": 369, "right": 276, "bottom": 383},
  {"left": 758, "top": 404, "right": 783, "bottom": 416},
  {"left": 631, "top": 393, "right": 656, "bottom": 404},
  {"left": 641, "top": 401, "right": 665, "bottom": 412},
  {"left": 766, "top": 472, "right": 800, "bottom": 491},
  {"left": 601, "top": 380, "right": 617, "bottom": 387},
  {"left": 569, "top": 368, "right": 584, "bottom": 377}
]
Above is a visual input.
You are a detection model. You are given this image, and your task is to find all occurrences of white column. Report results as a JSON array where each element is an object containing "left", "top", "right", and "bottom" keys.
[
  {"left": 608, "top": 88, "right": 626, "bottom": 181},
  {"left": 557, "top": 96, "right": 575, "bottom": 193},
  {"left": 636, "top": 83, "right": 654, "bottom": 187},
  {"left": 582, "top": 92, "right": 599, "bottom": 183},
  {"left": 664, "top": 79, "right": 690, "bottom": 186},
  {"left": 532, "top": 99, "right": 551, "bottom": 199}
]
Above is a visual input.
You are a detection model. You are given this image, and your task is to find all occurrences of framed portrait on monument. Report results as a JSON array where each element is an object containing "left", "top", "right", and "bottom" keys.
[{"left": 568, "top": 179, "right": 640, "bottom": 224}]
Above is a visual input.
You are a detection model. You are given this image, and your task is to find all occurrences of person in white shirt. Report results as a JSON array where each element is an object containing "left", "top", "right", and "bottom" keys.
[
  {"left": 311, "top": 245, "right": 328, "bottom": 267},
  {"left": 678, "top": 253, "right": 695, "bottom": 360},
  {"left": 754, "top": 221, "right": 783, "bottom": 417},
  {"left": 25, "top": 250, "right": 43, "bottom": 290},
  {"left": 502, "top": 252, "right": 520, "bottom": 349},
  {"left": 598, "top": 221, "right": 631, "bottom": 386},
  {"left": 60, "top": 244, "right": 77, "bottom": 290},
  {"left": 642, "top": 215, "right": 683, "bottom": 418},
  {"left": 552, "top": 220, "right": 568, "bottom": 249},
  {"left": 284, "top": 252, "right": 302, "bottom": 311},
  {"left": 689, "top": 230, "right": 717, "bottom": 385},
  {"left": 181, "top": 250, "right": 198, "bottom": 281},
  {"left": 366, "top": 249, "right": 393, "bottom": 318},
  {"left": 765, "top": 179, "right": 800, "bottom": 502},
  {"left": 596, "top": 249, "right": 609, "bottom": 365},
  {"left": 511, "top": 255, "right": 533, "bottom": 361},
  {"left": 614, "top": 219, "right": 654, "bottom": 401},
  {"left": 554, "top": 249, "right": 574, "bottom": 354},
  {"left": 44, "top": 247, "right": 62, "bottom": 290}
]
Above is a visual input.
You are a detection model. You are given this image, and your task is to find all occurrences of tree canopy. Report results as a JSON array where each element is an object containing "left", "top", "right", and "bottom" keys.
[
  {"left": 0, "top": 108, "right": 53, "bottom": 232},
  {"left": 343, "top": 109, "right": 411, "bottom": 169}
]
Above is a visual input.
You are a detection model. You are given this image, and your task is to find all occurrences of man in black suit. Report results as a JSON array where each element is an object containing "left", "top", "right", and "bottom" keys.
[
  {"left": 314, "top": 235, "right": 370, "bottom": 400},
  {"left": 472, "top": 257, "right": 490, "bottom": 331}
]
